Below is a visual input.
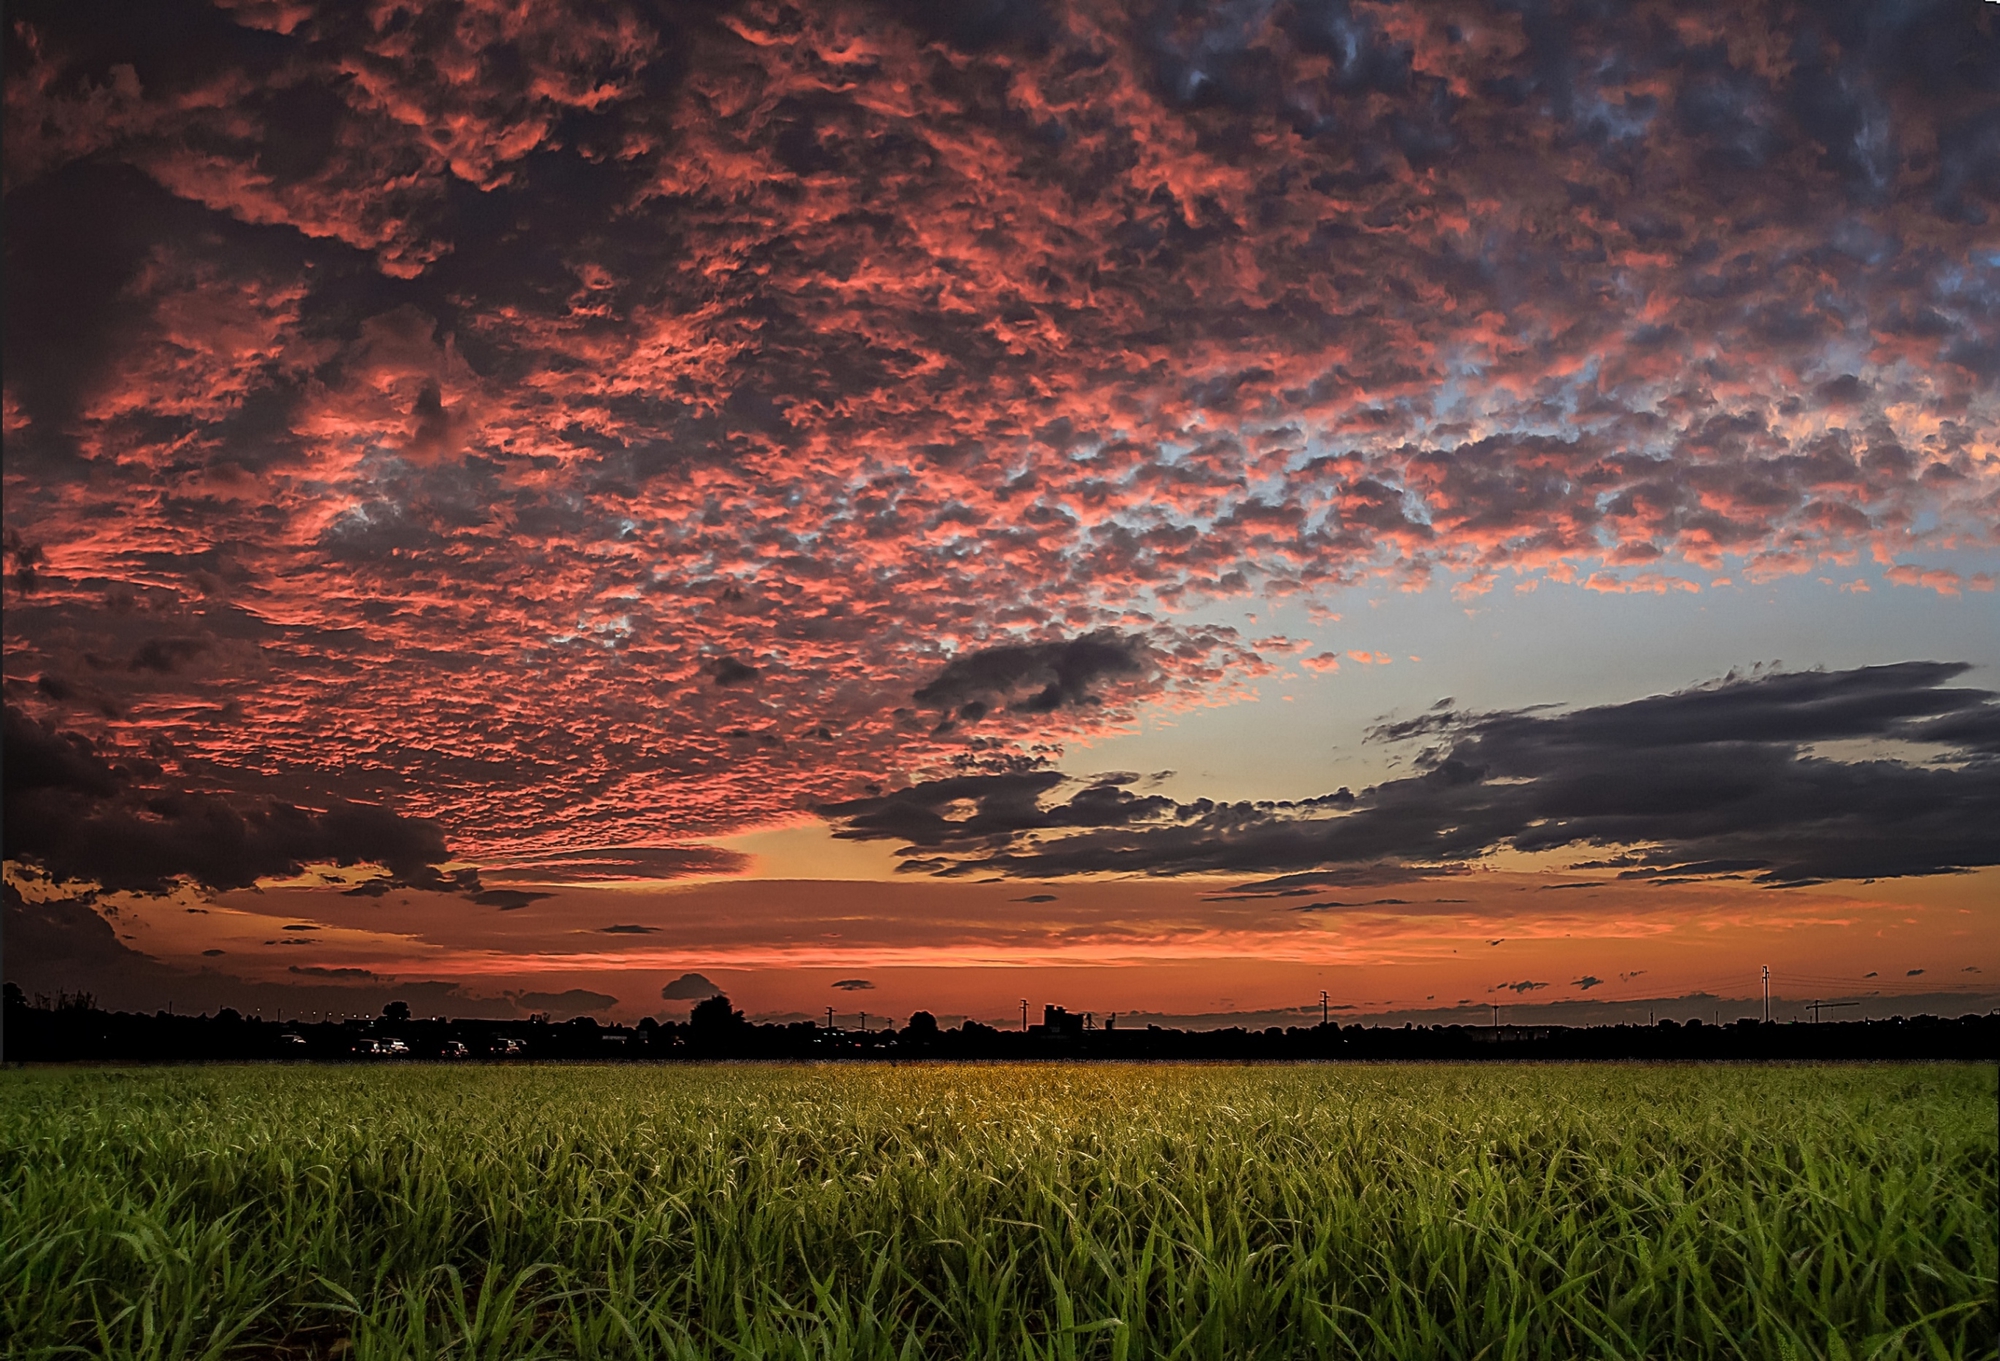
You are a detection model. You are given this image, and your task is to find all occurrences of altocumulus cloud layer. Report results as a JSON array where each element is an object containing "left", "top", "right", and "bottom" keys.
[
  {"left": 3, "top": 0, "right": 1998, "bottom": 874},
  {"left": 823, "top": 663, "right": 2000, "bottom": 886}
]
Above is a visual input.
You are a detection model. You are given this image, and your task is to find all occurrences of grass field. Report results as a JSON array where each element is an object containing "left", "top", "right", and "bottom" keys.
[{"left": 2, "top": 1063, "right": 1993, "bottom": 1361}]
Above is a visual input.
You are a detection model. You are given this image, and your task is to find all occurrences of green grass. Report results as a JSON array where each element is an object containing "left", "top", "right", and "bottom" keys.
[{"left": 1, "top": 1063, "right": 1993, "bottom": 1360}]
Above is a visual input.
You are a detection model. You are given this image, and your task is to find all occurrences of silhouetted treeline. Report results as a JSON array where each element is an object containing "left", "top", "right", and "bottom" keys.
[{"left": 8, "top": 986, "right": 1997, "bottom": 1063}]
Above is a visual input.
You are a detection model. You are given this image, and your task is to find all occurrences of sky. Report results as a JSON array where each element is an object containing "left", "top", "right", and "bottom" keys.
[{"left": 4, "top": 0, "right": 1998, "bottom": 1029}]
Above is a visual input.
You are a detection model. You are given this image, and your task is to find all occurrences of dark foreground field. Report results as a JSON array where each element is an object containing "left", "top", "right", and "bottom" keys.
[{"left": 3, "top": 1064, "right": 1994, "bottom": 1361}]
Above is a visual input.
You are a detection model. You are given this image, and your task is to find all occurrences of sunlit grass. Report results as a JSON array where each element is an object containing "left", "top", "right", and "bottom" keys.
[{"left": 2, "top": 1063, "right": 1993, "bottom": 1360}]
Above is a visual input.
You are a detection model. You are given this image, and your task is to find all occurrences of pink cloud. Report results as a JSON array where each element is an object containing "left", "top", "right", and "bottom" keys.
[
  {"left": 1885, "top": 564, "right": 1963, "bottom": 597},
  {"left": 1582, "top": 572, "right": 1701, "bottom": 596},
  {"left": 4, "top": 0, "right": 1995, "bottom": 867}
]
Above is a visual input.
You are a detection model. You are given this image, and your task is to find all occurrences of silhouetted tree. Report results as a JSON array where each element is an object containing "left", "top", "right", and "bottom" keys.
[
  {"left": 906, "top": 1011, "right": 939, "bottom": 1041},
  {"left": 689, "top": 993, "right": 744, "bottom": 1036},
  {"left": 382, "top": 1000, "right": 411, "bottom": 1023}
]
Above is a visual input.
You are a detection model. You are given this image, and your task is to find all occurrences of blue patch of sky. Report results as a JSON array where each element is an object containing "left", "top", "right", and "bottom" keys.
[{"left": 1076, "top": 556, "right": 2000, "bottom": 807}]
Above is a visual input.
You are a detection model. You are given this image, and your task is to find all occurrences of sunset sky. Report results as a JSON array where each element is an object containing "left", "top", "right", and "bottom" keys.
[{"left": 5, "top": 0, "right": 1997, "bottom": 1028}]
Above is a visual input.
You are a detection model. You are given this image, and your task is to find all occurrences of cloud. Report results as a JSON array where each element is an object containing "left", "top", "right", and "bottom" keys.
[
  {"left": 595, "top": 924, "right": 659, "bottom": 935},
  {"left": 825, "top": 663, "right": 2000, "bottom": 886},
  {"left": 3, "top": 706, "right": 455, "bottom": 893},
  {"left": 1290, "top": 898, "right": 1412, "bottom": 914},
  {"left": 128, "top": 637, "right": 212, "bottom": 674},
  {"left": 830, "top": 978, "right": 875, "bottom": 991},
  {"left": 471, "top": 890, "right": 551, "bottom": 911},
  {"left": 0, "top": 0, "right": 1995, "bottom": 869},
  {"left": 822, "top": 769, "right": 1181, "bottom": 855},
  {"left": 478, "top": 848, "right": 750, "bottom": 884},
  {"left": 3, "top": 874, "right": 509, "bottom": 1017},
  {"left": 915, "top": 631, "right": 1152, "bottom": 720},
  {"left": 4, "top": 877, "right": 161, "bottom": 995},
  {"left": 1574, "top": 976, "right": 1604, "bottom": 991},
  {"left": 709, "top": 656, "right": 760, "bottom": 687},
  {"left": 508, "top": 989, "right": 617, "bottom": 1018},
  {"left": 660, "top": 972, "right": 722, "bottom": 1001},
  {"left": 1494, "top": 981, "right": 1551, "bottom": 994}
]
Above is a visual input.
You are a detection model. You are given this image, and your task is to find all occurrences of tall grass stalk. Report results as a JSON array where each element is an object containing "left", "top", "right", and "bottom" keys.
[{"left": 3, "top": 1063, "right": 1993, "bottom": 1360}]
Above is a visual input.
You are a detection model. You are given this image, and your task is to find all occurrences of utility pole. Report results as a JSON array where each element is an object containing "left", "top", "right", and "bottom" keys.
[
  {"left": 1762, "top": 965, "right": 1770, "bottom": 1023},
  {"left": 859, "top": 1011, "right": 867, "bottom": 1033},
  {"left": 1319, "top": 990, "right": 1329, "bottom": 1027},
  {"left": 1021, "top": 998, "right": 1028, "bottom": 1032},
  {"left": 1807, "top": 1000, "right": 1858, "bottom": 1024},
  {"left": 1490, "top": 1003, "right": 1498, "bottom": 1030},
  {"left": 825, "top": 1006, "right": 834, "bottom": 1030}
]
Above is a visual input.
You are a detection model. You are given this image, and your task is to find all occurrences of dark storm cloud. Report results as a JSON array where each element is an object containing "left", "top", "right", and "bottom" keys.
[
  {"left": 824, "top": 664, "right": 2000, "bottom": 886},
  {"left": 2, "top": 879, "right": 152, "bottom": 994},
  {"left": 3, "top": 705, "right": 453, "bottom": 892},
  {"left": 661, "top": 972, "right": 723, "bottom": 1000},
  {"left": 127, "top": 636, "right": 212, "bottom": 674},
  {"left": 821, "top": 768, "right": 1185, "bottom": 850},
  {"left": 1, "top": 878, "right": 512, "bottom": 1016},
  {"left": 709, "top": 656, "right": 760, "bottom": 688},
  {"left": 831, "top": 978, "right": 875, "bottom": 991},
  {"left": 915, "top": 631, "right": 1153, "bottom": 721}
]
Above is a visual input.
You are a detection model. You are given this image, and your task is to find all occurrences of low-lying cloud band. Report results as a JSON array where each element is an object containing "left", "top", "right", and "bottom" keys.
[{"left": 824, "top": 663, "right": 2000, "bottom": 887}]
